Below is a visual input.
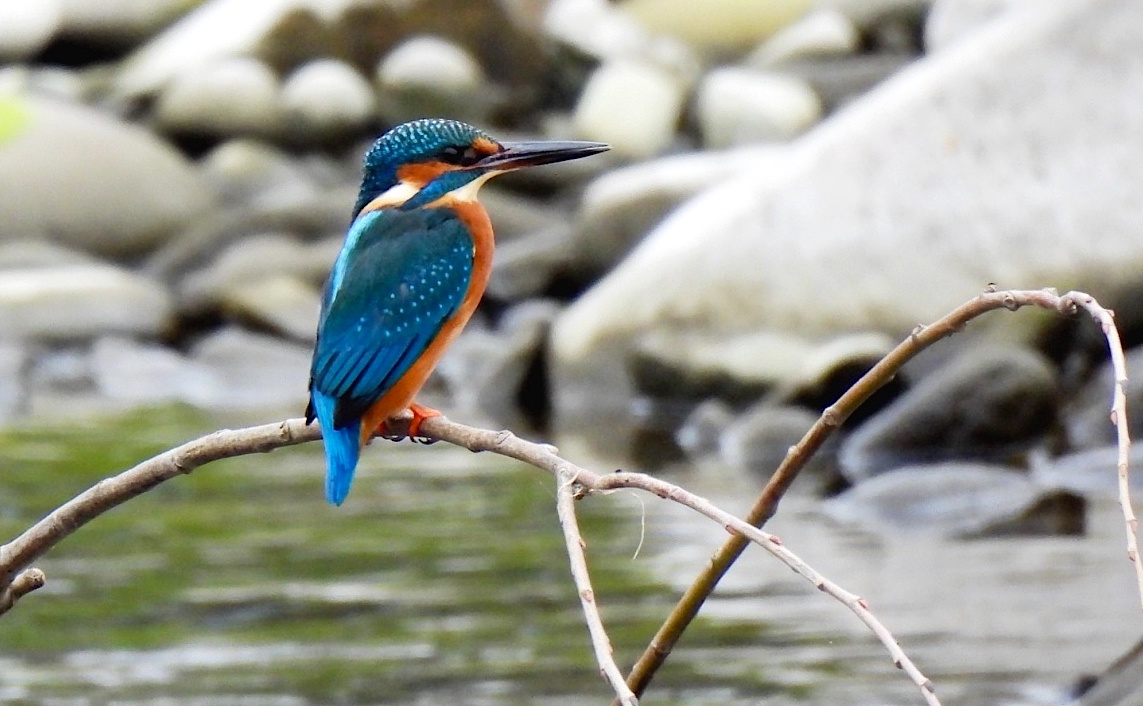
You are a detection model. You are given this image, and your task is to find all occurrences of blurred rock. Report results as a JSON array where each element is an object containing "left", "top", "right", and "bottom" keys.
[
  {"left": 773, "top": 53, "right": 914, "bottom": 111},
  {"left": 924, "top": 0, "right": 1038, "bottom": 52},
  {"left": 189, "top": 326, "right": 311, "bottom": 410},
  {"left": 1032, "top": 446, "right": 1143, "bottom": 499},
  {"left": 0, "top": 0, "right": 62, "bottom": 60},
  {"left": 0, "top": 341, "right": 29, "bottom": 422},
  {"left": 487, "top": 225, "right": 574, "bottom": 301},
  {"left": 154, "top": 57, "right": 281, "bottom": 137},
  {"left": 544, "top": 0, "right": 699, "bottom": 74},
  {"left": 435, "top": 300, "right": 560, "bottom": 428},
  {"left": 0, "top": 264, "right": 174, "bottom": 341},
  {"left": 479, "top": 188, "right": 561, "bottom": 242},
  {"left": 1066, "top": 347, "right": 1143, "bottom": 451},
  {"left": 573, "top": 147, "right": 774, "bottom": 279},
  {"left": 618, "top": 0, "right": 815, "bottom": 52},
  {"left": 376, "top": 35, "right": 487, "bottom": 124},
  {"left": 719, "top": 404, "right": 826, "bottom": 477},
  {"left": 747, "top": 8, "right": 861, "bottom": 65},
  {"left": 551, "top": 1, "right": 1143, "bottom": 418},
  {"left": 90, "top": 335, "right": 215, "bottom": 405},
  {"left": 0, "top": 239, "right": 95, "bottom": 268},
  {"left": 58, "top": 0, "right": 192, "bottom": 47},
  {"left": 281, "top": 59, "right": 374, "bottom": 142},
  {"left": 219, "top": 274, "right": 321, "bottom": 342},
  {"left": 676, "top": 398, "right": 736, "bottom": 457},
  {"left": 177, "top": 232, "right": 332, "bottom": 312},
  {"left": 823, "top": 462, "right": 1085, "bottom": 538},
  {"left": 696, "top": 67, "right": 822, "bottom": 147},
  {"left": 0, "top": 95, "right": 215, "bottom": 257},
  {"left": 1074, "top": 638, "right": 1143, "bottom": 706},
  {"left": 838, "top": 347, "right": 1059, "bottom": 482},
  {"left": 573, "top": 60, "right": 686, "bottom": 159},
  {"left": 198, "top": 139, "right": 319, "bottom": 206}
]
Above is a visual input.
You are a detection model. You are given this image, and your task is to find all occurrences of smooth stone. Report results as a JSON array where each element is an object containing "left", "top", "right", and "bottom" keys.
[
  {"left": 112, "top": 0, "right": 356, "bottom": 101},
  {"left": 838, "top": 346, "right": 1059, "bottom": 482},
  {"left": 676, "top": 399, "right": 736, "bottom": 457},
  {"left": 198, "top": 139, "right": 320, "bottom": 206},
  {"left": 572, "top": 146, "right": 776, "bottom": 278},
  {"left": 924, "top": 0, "right": 1038, "bottom": 52},
  {"left": 478, "top": 188, "right": 562, "bottom": 242},
  {"left": 218, "top": 274, "right": 321, "bottom": 342},
  {"left": 177, "top": 232, "right": 332, "bottom": 312},
  {"left": 747, "top": 8, "right": 861, "bottom": 65},
  {"left": 58, "top": 0, "right": 192, "bottom": 46},
  {"left": 486, "top": 225, "right": 574, "bottom": 301},
  {"left": 774, "top": 53, "right": 915, "bottom": 111},
  {"left": 90, "top": 336, "right": 216, "bottom": 406},
  {"left": 375, "top": 35, "right": 490, "bottom": 124},
  {"left": 0, "top": 239, "right": 95, "bottom": 268},
  {"left": 718, "top": 404, "right": 827, "bottom": 477},
  {"left": 823, "top": 462, "right": 1085, "bottom": 538},
  {"left": 695, "top": 67, "right": 822, "bottom": 147},
  {"left": 0, "top": 341, "right": 29, "bottom": 423},
  {"left": 434, "top": 301, "right": 561, "bottom": 429},
  {"left": 154, "top": 56, "right": 281, "bottom": 136},
  {"left": 0, "top": 0, "right": 62, "bottom": 60},
  {"left": 618, "top": 0, "right": 815, "bottom": 52},
  {"left": 0, "top": 264, "right": 174, "bottom": 341},
  {"left": 544, "top": 0, "right": 700, "bottom": 76},
  {"left": 1066, "top": 347, "right": 1143, "bottom": 450},
  {"left": 1032, "top": 446, "right": 1143, "bottom": 499},
  {"left": 281, "top": 59, "right": 374, "bottom": 140},
  {"left": 573, "top": 59, "right": 686, "bottom": 159},
  {"left": 189, "top": 327, "right": 311, "bottom": 410},
  {"left": 550, "top": 1, "right": 1143, "bottom": 417},
  {"left": 0, "top": 95, "right": 215, "bottom": 257}
]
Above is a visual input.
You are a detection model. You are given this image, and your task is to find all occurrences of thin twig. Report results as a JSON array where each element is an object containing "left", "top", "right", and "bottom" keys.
[
  {"left": 1068, "top": 293, "right": 1143, "bottom": 611},
  {"left": 620, "top": 287, "right": 1139, "bottom": 699},
  {"left": 555, "top": 472, "right": 639, "bottom": 706},
  {"left": 0, "top": 568, "right": 45, "bottom": 614}
]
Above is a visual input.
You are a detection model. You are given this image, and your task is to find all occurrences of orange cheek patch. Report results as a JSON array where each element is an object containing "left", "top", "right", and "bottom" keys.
[{"left": 397, "top": 161, "right": 453, "bottom": 186}]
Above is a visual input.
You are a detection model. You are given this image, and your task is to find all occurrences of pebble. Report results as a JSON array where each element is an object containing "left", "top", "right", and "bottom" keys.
[
  {"left": 378, "top": 34, "right": 484, "bottom": 93},
  {"left": 573, "top": 59, "right": 686, "bottom": 159},
  {"left": 924, "top": 0, "right": 1034, "bottom": 52},
  {"left": 218, "top": 275, "right": 321, "bottom": 342},
  {"left": 618, "top": 0, "right": 815, "bottom": 52},
  {"left": 719, "top": 404, "right": 830, "bottom": 479},
  {"left": 0, "top": 94, "right": 215, "bottom": 257},
  {"left": 57, "top": 0, "right": 192, "bottom": 46},
  {"left": 747, "top": 8, "right": 862, "bottom": 65},
  {"left": 281, "top": 59, "right": 375, "bottom": 141},
  {"left": 695, "top": 67, "right": 823, "bottom": 147},
  {"left": 154, "top": 56, "right": 281, "bottom": 137},
  {"left": 0, "top": 264, "right": 174, "bottom": 341},
  {"left": 189, "top": 326, "right": 311, "bottom": 411},
  {"left": 838, "top": 347, "right": 1059, "bottom": 483},
  {"left": 0, "top": 0, "right": 62, "bottom": 61},
  {"left": 823, "top": 462, "right": 1085, "bottom": 538}
]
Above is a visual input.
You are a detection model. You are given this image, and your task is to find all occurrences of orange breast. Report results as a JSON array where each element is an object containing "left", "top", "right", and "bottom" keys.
[{"left": 358, "top": 200, "right": 495, "bottom": 444}]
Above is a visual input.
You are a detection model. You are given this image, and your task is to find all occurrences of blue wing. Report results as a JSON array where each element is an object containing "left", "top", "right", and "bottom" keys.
[{"left": 307, "top": 207, "right": 474, "bottom": 504}]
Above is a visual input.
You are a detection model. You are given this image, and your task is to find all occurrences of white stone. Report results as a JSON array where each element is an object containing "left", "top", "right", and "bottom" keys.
[
  {"left": 154, "top": 57, "right": 281, "bottom": 136},
  {"left": 573, "top": 60, "right": 686, "bottom": 159},
  {"left": 925, "top": 0, "right": 1041, "bottom": 52},
  {"left": 551, "top": 0, "right": 1143, "bottom": 416},
  {"left": 0, "top": 0, "right": 62, "bottom": 60},
  {"left": 0, "top": 94, "right": 214, "bottom": 256},
  {"left": 281, "top": 59, "right": 374, "bottom": 136},
  {"left": 618, "top": 0, "right": 815, "bottom": 51},
  {"left": 220, "top": 275, "right": 321, "bottom": 342},
  {"left": 59, "top": 0, "right": 191, "bottom": 44},
  {"left": 0, "top": 265, "right": 173, "bottom": 340},
  {"left": 696, "top": 67, "right": 822, "bottom": 147},
  {"left": 747, "top": 8, "right": 861, "bottom": 65},
  {"left": 378, "top": 35, "right": 484, "bottom": 93}
]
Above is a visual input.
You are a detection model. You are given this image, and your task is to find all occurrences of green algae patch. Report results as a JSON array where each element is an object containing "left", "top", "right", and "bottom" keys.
[{"left": 0, "top": 94, "right": 32, "bottom": 145}]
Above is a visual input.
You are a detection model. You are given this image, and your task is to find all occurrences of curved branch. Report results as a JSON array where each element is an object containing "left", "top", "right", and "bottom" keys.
[{"left": 621, "top": 287, "right": 1138, "bottom": 698}]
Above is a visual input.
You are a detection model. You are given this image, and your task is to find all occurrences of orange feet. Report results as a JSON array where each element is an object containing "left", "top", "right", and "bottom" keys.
[{"left": 374, "top": 403, "right": 441, "bottom": 443}]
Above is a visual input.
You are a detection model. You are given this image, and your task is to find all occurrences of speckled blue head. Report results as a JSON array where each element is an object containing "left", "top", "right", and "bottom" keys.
[{"left": 352, "top": 119, "right": 497, "bottom": 217}]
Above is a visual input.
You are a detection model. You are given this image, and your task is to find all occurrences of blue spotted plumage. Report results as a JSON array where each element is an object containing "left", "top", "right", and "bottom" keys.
[{"left": 307, "top": 118, "right": 609, "bottom": 505}]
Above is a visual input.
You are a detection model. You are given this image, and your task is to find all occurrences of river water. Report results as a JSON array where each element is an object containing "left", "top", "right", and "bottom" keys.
[{"left": 0, "top": 406, "right": 1139, "bottom": 705}]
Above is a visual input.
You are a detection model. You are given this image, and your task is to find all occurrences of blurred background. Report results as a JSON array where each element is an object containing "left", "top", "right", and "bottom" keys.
[{"left": 2, "top": 0, "right": 1143, "bottom": 704}]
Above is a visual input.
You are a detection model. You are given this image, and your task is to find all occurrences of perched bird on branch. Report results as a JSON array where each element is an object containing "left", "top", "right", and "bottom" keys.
[{"left": 307, "top": 118, "right": 608, "bottom": 504}]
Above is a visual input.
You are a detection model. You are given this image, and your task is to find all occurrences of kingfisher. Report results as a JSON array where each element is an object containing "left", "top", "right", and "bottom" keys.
[{"left": 306, "top": 118, "right": 608, "bottom": 505}]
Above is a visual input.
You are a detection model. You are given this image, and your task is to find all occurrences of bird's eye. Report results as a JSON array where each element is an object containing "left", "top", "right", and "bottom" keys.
[{"left": 439, "top": 145, "right": 480, "bottom": 166}]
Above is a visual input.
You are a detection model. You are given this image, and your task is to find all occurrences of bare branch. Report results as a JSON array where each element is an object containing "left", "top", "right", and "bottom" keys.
[
  {"left": 555, "top": 472, "right": 639, "bottom": 706},
  {"left": 621, "top": 287, "right": 1139, "bottom": 699},
  {"left": 0, "top": 568, "right": 45, "bottom": 614}
]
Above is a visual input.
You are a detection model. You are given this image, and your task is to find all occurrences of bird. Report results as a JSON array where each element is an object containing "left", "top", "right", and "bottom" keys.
[{"left": 306, "top": 118, "right": 609, "bottom": 505}]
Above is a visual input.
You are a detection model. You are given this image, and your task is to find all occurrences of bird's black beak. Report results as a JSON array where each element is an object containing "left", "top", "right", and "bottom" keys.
[{"left": 475, "top": 140, "right": 610, "bottom": 171}]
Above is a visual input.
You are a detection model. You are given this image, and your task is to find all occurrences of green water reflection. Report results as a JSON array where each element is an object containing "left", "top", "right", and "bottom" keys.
[{"left": 0, "top": 406, "right": 781, "bottom": 705}]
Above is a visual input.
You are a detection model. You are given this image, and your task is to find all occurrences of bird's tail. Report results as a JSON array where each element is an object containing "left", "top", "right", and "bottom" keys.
[{"left": 310, "top": 391, "right": 361, "bottom": 505}]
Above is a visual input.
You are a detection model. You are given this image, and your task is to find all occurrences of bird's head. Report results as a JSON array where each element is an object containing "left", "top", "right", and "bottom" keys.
[{"left": 352, "top": 118, "right": 608, "bottom": 216}]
